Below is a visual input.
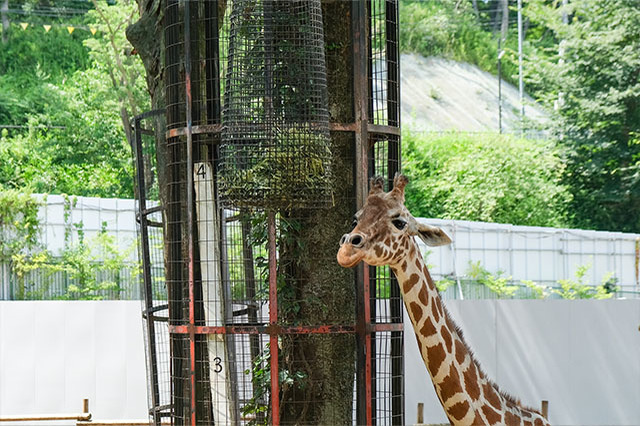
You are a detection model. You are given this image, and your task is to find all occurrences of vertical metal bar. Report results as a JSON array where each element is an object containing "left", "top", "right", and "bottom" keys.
[
  {"left": 353, "top": 0, "right": 372, "bottom": 424},
  {"left": 268, "top": 212, "right": 280, "bottom": 426},
  {"left": 183, "top": 1, "right": 197, "bottom": 424},
  {"left": 134, "top": 114, "right": 161, "bottom": 426}
]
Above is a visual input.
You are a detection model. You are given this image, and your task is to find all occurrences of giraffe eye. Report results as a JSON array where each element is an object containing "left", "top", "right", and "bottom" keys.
[{"left": 392, "top": 219, "right": 407, "bottom": 230}]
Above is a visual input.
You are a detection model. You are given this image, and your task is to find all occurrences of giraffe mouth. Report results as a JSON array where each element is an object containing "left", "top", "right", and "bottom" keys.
[{"left": 337, "top": 245, "right": 365, "bottom": 268}]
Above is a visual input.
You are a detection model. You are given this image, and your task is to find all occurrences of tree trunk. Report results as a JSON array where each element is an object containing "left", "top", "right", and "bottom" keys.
[{"left": 277, "top": 2, "right": 356, "bottom": 423}]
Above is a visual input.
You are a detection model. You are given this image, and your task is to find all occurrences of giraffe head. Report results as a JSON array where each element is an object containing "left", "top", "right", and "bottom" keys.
[{"left": 337, "top": 173, "right": 451, "bottom": 268}]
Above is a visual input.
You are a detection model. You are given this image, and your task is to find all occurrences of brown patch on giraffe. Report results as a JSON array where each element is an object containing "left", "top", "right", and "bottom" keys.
[
  {"left": 417, "top": 285, "right": 429, "bottom": 306},
  {"left": 533, "top": 419, "right": 545, "bottom": 426},
  {"left": 384, "top": 236, "right": 391, "bottom": 247},
  {"left": 483, "top": 382, "right": 501, "bottom": 409},
  {"left": 426, "top": 343, "right": 446, "bottom": 375},
  {"left": 374, "top": 244, "right": 384, "bottom": 258},
  {"left": 401, "top": 260, "right": 408, "bottom": 272},
  {"left": 441, "top": 325, "right": 452, "bottom": 353},
  {"left": 420, "top": 316, "right": 437, "bottom": 337},
  {"left": 523, "top": 420, "right": 533, "bottom": 426},
  {"left": 403, "top": 273, "right": 419, "bottom": 293},
  {"left": 447, "top": 400, "right": 470, "bottom": 422},
  {"left": 462, "top": 363, "right": 481, "bottom": 400},
  {"left": 392, "top": 241, "right": 398, "bottom": 250},
  {"left": 409, "top": 302, "right": 423, "bottom": 323},
  {"left": 431, "top": 301, "right": 441, "bottom": 323},
  {"left": 439, "top": 363, "right": 462, "bottom": 402},
  {"left": 415, "top": 257, "right": 422, "bottom": 269},
  {"left": 504, "top": 411, "right": 520, "bottom": 425},
  {"left": 481, "top": 405, "right": 502, "bottom": 424},
  {"left": 454, "top": 339, "right": 466, "bottom": 365}
]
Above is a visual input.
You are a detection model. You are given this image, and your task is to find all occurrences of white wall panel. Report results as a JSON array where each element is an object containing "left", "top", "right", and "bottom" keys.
[{"left": 405, "top": 299, "right": 640, "bottom": 425}]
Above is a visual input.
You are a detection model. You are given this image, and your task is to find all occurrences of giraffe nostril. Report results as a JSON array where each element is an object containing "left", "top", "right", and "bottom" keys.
[
  {"left": 350, "top": 234, "right": 364, "bottom": 247},
  {"left": 340, "top": 234, "right": 349, "bottom": 246}
]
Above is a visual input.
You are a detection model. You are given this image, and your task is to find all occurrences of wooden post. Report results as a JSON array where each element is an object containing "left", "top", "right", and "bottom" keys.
[
  {"left": 416, "top": 402, "right": 424, "bottom": 424},
  {"left": 83, "top": 399, "right": 89, "bottom": 415},
  {"left": 541, "top": 400, "right": 549, "bottom": 419}
]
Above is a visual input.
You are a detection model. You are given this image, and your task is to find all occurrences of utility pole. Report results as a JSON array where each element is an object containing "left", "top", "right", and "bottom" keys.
[
  {"left": 517, "top": 0, "right": 525, "bottom": 133},
  {"left": 498, "top": 39, "right": 504, "bottom": 134},
  {"left": 1, "top": 0, "right": 9, "bottom": 45}
]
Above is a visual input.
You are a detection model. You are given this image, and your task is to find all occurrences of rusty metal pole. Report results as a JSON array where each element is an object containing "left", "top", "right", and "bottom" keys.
[
  {"left": 268, "top": 212, "right": 280, "bottom": 425},
  {"left": 353, "top": 0, "right": 372, "bottom": 424},
  {"left": 182, "top": 0, "right": 197, "bottom": 424}
]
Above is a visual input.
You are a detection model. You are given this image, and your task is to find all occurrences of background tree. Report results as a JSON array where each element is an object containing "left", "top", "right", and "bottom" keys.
[{"left": 525, "top": 0, "right": 640, "bottom": 232}]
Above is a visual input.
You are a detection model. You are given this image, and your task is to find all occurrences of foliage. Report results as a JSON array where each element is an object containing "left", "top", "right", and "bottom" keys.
[
  {"left": 521, "top": 279, "right": 549, "bottom": 299},
  {"left": 242, "top": 345, "right": 271, "bottom": 425},
  {"left": 524, "top": 0, "right": 640, "bottom": 232},
  {"left": 9, "top": 196, "right": 137, "bottom": 300},
  {"left": 403, "top": 131, "right": 571, "bottom": 227},
  {"left": 0, "top": 190, "right": 42, "bottom": 262},
  {"left": 551, "top": 264, "right": 617, "bottom": 300},
  {"left": 465, "top": 261, "right": 518, "bottom": 298},
  {"left": 0, "top": 0, "right": 147, "bottom": 198}
]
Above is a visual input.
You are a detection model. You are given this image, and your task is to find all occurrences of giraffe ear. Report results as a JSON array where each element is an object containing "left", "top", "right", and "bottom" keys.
[
  {"left": 416, "top": 222, "right": 451, "bottom": 247},
  {"left": 369, "top": 176, "right": 385, "bottom": 195}
]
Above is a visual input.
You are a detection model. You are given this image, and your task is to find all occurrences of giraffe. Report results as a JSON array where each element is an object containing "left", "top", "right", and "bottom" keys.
[{"left": 337, "top": 174, "right": 550, "bottom": 426}]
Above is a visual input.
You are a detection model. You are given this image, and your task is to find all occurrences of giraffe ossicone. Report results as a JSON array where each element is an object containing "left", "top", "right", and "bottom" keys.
[{"left": 337, "top": 173, "right": 550, "bottom": 426}]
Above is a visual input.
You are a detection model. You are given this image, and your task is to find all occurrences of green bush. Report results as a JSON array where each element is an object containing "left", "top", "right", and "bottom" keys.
[{"left": 403, "top": 131, "right": 571, "bottom": 227}]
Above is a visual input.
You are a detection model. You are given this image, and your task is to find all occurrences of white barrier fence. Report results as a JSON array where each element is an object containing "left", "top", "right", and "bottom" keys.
[
  {"left": 2, "top": 195, "right": 640, "bottom": 300},
  {"left": 419, "top": 218, "right": 640, "bottom": 298},
  {"left": 1, "top": 300, "right": 638, "bottom": 425}
]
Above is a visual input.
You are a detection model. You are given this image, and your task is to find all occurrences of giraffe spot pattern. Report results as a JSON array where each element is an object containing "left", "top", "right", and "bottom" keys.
[
  {"left": 447, "top": 400, "right": 470, "bottom": 422},
  {"left": 401, "top": 260, "right": 408, "bottom": 272},
  {"left": 439, "top": 363, "right": 462, "bottom": 402},
  {"left": 431, "top": 301, "right": 441, "bottom": 323},
  {"left": 482, "top": 382, "right": 501, "bottom": 409},
  {"left": 441, "top": 325, "right": 452, "bottom": 353},
  {"left": 374, "top": 244, "right": 384, "bottom": 258},
  {"left": 420, "top": 317, "right": 437, "bottom": 338},
  {"left": 415, "top": 257, "right": 422, "bottom": 269},
  {"left": 417, "top": 286, "right": 429, "bottom": 306},
  {"left": 462, "top": 362, "right": 481, "bottom": 400},
  {"left": 403, "top": 273, "right": 420, "bottom": 293},
  {"left": 409, "top": 302, "right": 423, "bottom": 323},
  {"left": 481, "top": 405, "right": 502, "bottom": 424},
  {"left": 427, "top": 343, "right": 446, "bottom": 375},
  {"left": 524, "top": 420, "right": 533, "bottom": 426},
  {"left": 505, "top": 411, "right": 520, "bottom": 425},
  {"left": 455, "top": 339, "right": 466, "bottom": 365},
  {"left": 533, "top": 419, "right": 545, "bottom": 426}
]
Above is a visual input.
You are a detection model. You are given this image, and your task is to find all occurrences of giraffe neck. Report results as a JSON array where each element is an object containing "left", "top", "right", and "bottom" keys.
[{"left": 391, "top": 240, "right": 549, "bottom": 426}]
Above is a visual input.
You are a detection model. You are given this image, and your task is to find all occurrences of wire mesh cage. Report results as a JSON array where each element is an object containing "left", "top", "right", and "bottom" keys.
[
  {"left": 218, "top": 0, "right": 332, "bottom": 209},
  {"left": 135, "top": 0, "right": 403, "bottom": 425}
]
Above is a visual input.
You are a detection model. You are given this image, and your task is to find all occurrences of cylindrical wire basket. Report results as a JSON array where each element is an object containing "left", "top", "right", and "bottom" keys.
[{"left": 219, "top": 0, "right": 332, "bottom": 210}]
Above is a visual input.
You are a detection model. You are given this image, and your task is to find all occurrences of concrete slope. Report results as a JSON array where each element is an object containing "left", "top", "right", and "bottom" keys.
[{"left": 400, "top": 54, "right": 548, "bottom": 132}]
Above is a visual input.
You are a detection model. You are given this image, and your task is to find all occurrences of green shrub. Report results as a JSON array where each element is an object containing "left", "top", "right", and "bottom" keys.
[{"left": 403, "top": 131, "right": 571, "bottom": 227}]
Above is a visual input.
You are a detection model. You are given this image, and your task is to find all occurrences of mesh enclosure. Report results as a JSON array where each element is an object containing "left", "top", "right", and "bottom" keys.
[
  {"left": 218, "top": 0, "right": 332, "bottom": 209},
  {"left": 136, "top": 1, "right": 403, "bottom": 424}
]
